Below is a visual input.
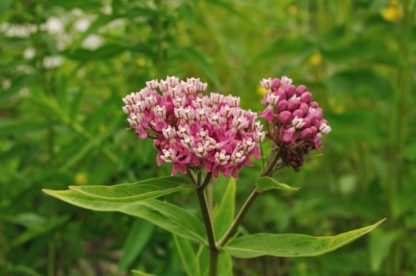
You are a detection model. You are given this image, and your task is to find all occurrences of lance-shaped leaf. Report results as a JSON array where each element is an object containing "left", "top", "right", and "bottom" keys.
[
  {"left": 131, "top": 270, "right": 155, "bottom": 276},
  {"left": 174, "top": 235, "right": 201, "bottom": 276},
  {"left": 213, "top": 178, "right": 236, "bottom": 239},
  {"left": 224, "top": 219, "right": 385, "bottom": 258},
  {"left": 43, "top": 189, "right": 205, "bottom": 243},
  {"left": 255, "top": 176, "right": 300, "bottom": 193},
  {"left": 69, "top": 176, "right": 193, "bottom": 202},
  {"left": 118, "top": 220, "right": 155, "bottom": 270}
]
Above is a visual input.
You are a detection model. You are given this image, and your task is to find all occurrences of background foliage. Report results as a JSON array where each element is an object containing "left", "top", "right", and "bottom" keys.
[{"left": 1, "top": 0, "right": 415, "bottom": 275}]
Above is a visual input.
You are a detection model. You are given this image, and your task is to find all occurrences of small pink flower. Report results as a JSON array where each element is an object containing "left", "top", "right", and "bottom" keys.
[
  {"left": 259, "top": 76, "right": 331, "bottom": 171},
  {"left": 123, "top": 76, "right": 265, "bottom": 178}
]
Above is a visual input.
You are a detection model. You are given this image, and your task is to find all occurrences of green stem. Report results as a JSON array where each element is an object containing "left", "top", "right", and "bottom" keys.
[
  {"left": 193, "top": 172, "right": 218, "bottom": 276},
  {"left": 217, "top": 150, "right": 281, "bottom": 247},
  {"left": 209, "top": 250, "right": 218, "bottom": 276},
  {"left": 217, "top": 188, "right": 259, "bottom": 247},
  {"left": 261, "top": 150, "right": 280, "bottom": 177},
  {"left": 199, "top": 172, "right": 212, "bottom": 190}
]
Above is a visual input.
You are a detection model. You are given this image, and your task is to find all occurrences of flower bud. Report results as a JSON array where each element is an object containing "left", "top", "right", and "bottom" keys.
[
  {"left": 279, "top": 111, "right": 292, "bottom": 124},
  {"left": 277, "top": 100, "right": 288, "bottom": 112},
  {"left": 300, "top": 92, "right": 312, "bottom": 103}
]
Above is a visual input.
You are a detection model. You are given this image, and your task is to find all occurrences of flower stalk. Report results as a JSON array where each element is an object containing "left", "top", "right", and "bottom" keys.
[
  {"left": 217, "top": 149, "right": 281, "bottom": 247},
  {"left": 191, "top": 171, "right": 219, "bottom": 276}
]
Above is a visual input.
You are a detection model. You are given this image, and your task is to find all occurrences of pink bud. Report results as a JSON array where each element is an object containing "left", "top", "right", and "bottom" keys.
[
  {"left": 300, "top": 92, "right": 312, "bottom": 103},
  {"left": 261, "top": 106, "right": 274, "bottom": 122},
  {"left": 302, "top": 117, "right": 312, "bottom": 127},
  {"left": 299, "top": 103, "right": 309, "bottom": 114},
  {"left": 277, "top": 100, "right": 288, "bottom": 112},
  {"left": 285, "top": 86, "right": 296, "bottom": 98},
  {"left": 301, "top": 128, "right": 312, "bottom": 138},
  {"left": 296, "top": 85, "right": 307, "bottom": 94},
  {"left": 314, "top": 108, "right": 323, "bottom": 120},
  {"left": 310, "top": 101, "right": 319, "bottom": 108},
  {"left": 313, "top": 136, "right": 321, "bottom": 149},
  {"left": 282, "top": 128, "right": 295, "bottom": 143},
  {"left": 293, "top": 109, "right": 304, "bottom": 118},
  {"left": 279, "top": 111, "right": 292, "bottom": 124},
  {"left": 275, "top": 88, "right": 286, "bottom": 99},
  {"left": 271, "top": 78, "right": 280, "bottom": 90},
  {"left": 309, "top": 126, "right": 317, "bottom": 136},
  {"left": 287, "top": 98, "right": 300, "bottom": 111}
]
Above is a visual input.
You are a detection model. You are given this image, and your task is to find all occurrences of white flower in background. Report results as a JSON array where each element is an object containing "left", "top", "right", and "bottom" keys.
[
  {"left": 108, "top": 18, "right": 125, "bottom": 29},
  {"left": 43, "top": 56, "right": 63, "bottom": 69},
  {"left": 82, "top": 34, "right": 102, "bottom": 50},
  {"left": 23, "top": 48, "right": 36, "bottom": 60},
  {"left": 2, "top": 78, "right": 11, "bottom": 90},
  {"left": 57, "top": 34, "right": 72, "bottom": 51},
  {"left": 71, "top": 8, "right": 83, "bottom": 16},
  {"left": 43, "top": 17, "right": 64, "bottom": 34},
  {"left": 102, "top": 4, "right": 112, "bottom": 15},
  {"left": 19, "top": 87, "right": 30, "bottom": 97},
  {"left": 17, "top": 65, "right": 33, "bottom": 73},
  {"left": 0, "top": 23, "right": 36, "bottom": 37},
  {"left": 74, "top": 17, "right": 91, "bottom": 32}
]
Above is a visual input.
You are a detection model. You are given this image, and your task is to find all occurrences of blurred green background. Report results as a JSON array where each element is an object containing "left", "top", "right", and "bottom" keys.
[{"left": 1, "top": 0, "right": 415, "bottom": 275}]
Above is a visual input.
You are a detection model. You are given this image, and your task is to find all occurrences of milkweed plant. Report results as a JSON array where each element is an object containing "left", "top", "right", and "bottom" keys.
[{"left": 44, "top": 76, "right": 384, "bottom": 276}]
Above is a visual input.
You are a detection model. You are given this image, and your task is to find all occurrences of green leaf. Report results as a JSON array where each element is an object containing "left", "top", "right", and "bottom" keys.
[
  {"left": 197, "top": 245, "right": 209, "bottom": 276},
  {"left": 255, "top": 177, "right": 300, "bottom": 193},
  {"left": 171, "top": 47, "right": 222, "bottom": 90},
  {"left": 224, "top": 219, "right": 385, "bottom": 258},
  {"left": 48, "top": 0, "right": 101, "bottom": 9},
  {"left": 66, "top": 44, "right": 127, "bottom": 61},
  {"left": 217, "top": 252, "right": 233, "bottom": 276},
  {"left": 8, "top": 215, "right": 68, "bottom": 248},
  {"left": 131, "top": 270, "right": 155, "bottom": 276},
  {"left": 69, "top": 176, "right": 193, "bottom": 202},
  {"left": 214, "top": 178, "right": 236, "bottom": 239},
  {"left": 0, "top": 119, "right": 48, "bottom": 135},
  {"left": 43, "top": 189, "right": 206, "bottom": 243},
  {"left": 70, "top": 15, "right": 117, "bottom": 49},
  {"left": 0, "top": 0, "right": 12, "bottom": 13},
  {"left": 118, "top": 220, "right": 155, "bottom": 270},
  {"left": 174, "top": 235, "right": 201, "bottom": 276}
]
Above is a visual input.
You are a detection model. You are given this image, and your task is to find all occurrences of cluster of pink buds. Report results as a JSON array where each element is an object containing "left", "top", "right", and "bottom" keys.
[
  {"left": 123, "top": 76, "right": 265, "bottom": 178},
  {"left": 260, "top": 76, "right": 331, "bottom": 171}
]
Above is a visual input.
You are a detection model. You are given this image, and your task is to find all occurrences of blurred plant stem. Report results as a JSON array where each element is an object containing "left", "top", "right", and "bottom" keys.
[
  {"left": 47, "top": 241, "right": 55, "bottom": 276},
  {"left": 154, "top": 0, "right": 165, "bottom": 77},
  {"left": 387, "top": 0, "right": 414, "bottom": 274}
]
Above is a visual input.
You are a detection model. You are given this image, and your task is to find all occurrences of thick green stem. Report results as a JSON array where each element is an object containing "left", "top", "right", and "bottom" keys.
[
  {"left": 196, "top": 188, "right": 217, "bottom": 253},
  {"left": 209, "top": 250, "right": 218, "bottom": 276},
  {"left": 193, "top": 172, "right": 218, "bottom": 276}
]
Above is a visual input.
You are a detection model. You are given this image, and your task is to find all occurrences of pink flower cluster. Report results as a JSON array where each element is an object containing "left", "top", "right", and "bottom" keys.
[
  {"left": 123, "top": 76, "right": 265, "bottom": 178},
  {"left": 260, "top": 76, "right": 331, "bottom": 171}
]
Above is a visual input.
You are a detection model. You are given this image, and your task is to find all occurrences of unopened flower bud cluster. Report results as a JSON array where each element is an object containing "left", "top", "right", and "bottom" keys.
[{"left": 260, "top": 76, "right": 331, "bottom": 170}]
